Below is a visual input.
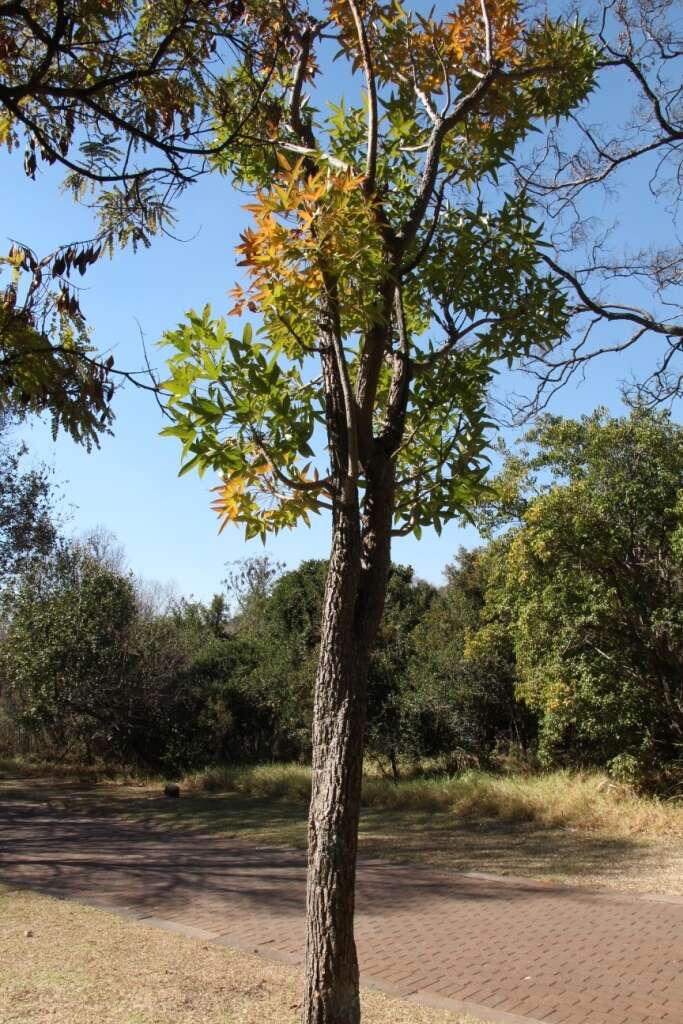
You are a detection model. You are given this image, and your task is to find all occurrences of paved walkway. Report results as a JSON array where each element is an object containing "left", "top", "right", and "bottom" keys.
[{"left": 1, "top": 795, "right": 682, "bottom": 1024}]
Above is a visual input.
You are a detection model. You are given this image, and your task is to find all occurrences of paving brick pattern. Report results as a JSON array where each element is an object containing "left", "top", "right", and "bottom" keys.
[{"left": 1, "top": 797, "right": 682, "bottom": 1024}]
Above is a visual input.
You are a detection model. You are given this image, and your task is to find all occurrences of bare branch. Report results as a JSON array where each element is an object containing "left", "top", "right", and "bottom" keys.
[
  {"left": 396, "top": 68, "right": 501, "bottom": 253},
  {"left": 542, "top": 254, "right": 683, "bottom": 338},
  {"left": 479, "top": 0, "right": 493, "bottom": 66},
  {"left": 346, "top": 0, "right": 378, "bottom": 189}
]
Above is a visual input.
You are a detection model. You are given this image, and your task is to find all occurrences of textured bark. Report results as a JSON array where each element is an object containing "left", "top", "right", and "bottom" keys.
[
  {"left": 303, "top": 449, "right": 395, "bottom": 1024},
  {"left": 303, "top": 501, "right": 365, "bottom": 1024},
  {"left": 302, "top": 265, "right": 403, "bottom": 1022}
]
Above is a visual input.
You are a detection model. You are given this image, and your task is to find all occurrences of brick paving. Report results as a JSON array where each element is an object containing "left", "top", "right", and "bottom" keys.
[{"left": 1, "top": 796, "right": 683, "bottom": 1024}]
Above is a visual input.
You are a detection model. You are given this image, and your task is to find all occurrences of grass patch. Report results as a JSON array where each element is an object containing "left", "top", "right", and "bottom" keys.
[
  {"left": 183, "top": 763, "right": 313, "bottom": 802},
  {"left": 8, "top": 758, "right": 682, "bottom": 842},
  {"left": 0, "top": 886, "right": 482, "bottom": 1024},
  {"left": 181, "top": 763, "right": 683, "bottom": 840},
  {"left": 0, "top": 756, "right": 146, "bottom": 786},
  {"left": 0, "top": 756, "right": 107, "bottom": 781}
]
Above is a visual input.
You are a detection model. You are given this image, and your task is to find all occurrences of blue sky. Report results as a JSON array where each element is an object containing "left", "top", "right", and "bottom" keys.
[{"left": 3, "top": 25, "right": 679, "bottom": 599}]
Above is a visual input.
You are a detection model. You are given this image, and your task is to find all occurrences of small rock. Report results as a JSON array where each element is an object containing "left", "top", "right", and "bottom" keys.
[
  {"left": 24, "top": 929, "right": 33, "bottom": 937},
  {"left": 163, "top": 783, "right": 180, "bottom": 798}
]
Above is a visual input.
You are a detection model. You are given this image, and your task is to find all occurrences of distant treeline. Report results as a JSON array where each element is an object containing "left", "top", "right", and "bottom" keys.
[{"left": 1, "top": 407, "right": 681, "bottom": 791}]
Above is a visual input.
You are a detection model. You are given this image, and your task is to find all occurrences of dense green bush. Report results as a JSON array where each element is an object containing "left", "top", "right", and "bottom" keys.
[
  {"left": 469, "top": 408, "right": 683, "bottom": 787},
  {"left": 0, "top": 544, "right": 137, "bottom": 762}
]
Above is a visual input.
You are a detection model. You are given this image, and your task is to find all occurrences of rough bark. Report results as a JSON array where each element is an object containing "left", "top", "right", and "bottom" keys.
[
  {"left": 303, "top": 448, "right": 396, "bottom": 1024},
  {"left": 303, "top": 499, "right": 365, "bottom": 1024}
]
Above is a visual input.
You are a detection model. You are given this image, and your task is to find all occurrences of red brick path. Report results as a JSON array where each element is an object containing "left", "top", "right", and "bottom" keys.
[{"left": 1, "top": 795, "right": 682, "bottom": 1024}]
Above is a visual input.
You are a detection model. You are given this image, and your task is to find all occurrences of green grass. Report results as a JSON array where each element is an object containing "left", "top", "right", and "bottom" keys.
[{"left": 184, "top": 763, "right": 313, "bottom": 802}]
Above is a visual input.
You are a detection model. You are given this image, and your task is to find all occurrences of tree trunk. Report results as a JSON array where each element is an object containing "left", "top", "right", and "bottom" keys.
[
  {"left": 303, "top": 501, "right": 367, "bottom": 1024},
  {"left": 389, "top": 747, "right": 400, "bottom": 781},
  {"left": 303, "top": 450, "right": 395, "bottom": 1024}
]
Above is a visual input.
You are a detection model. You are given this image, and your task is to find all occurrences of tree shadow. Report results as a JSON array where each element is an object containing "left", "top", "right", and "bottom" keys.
[{"left": 2, "top": 773, "right": 680, "bottom": 904}]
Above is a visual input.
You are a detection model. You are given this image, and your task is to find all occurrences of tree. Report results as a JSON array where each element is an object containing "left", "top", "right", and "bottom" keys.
[
  {"left": 406, "top": 547, "right": 526, "bottom": 769},
  {"left": 223, "top": 553, "right": 285, "bottom": 623},
  {"left": 0, "top": 426, "right": 58, "bottom": 584},
  {"left": 160, "top": 3, "right": 597, "bottom": 1021},
  {"left": 250, "top": 559, "right": 326, "bottom": 758},
  {"left": 469, "top": 408, "right": 683, "bottom": 787},
  {"left": 78, "top": 525, "right": 128, "bottom": 574},
  {"left": 0, "top": 535, "right": 270, "bottom": 770},
  {"left": 512, "top": 0, "right": 683, "bottom": 413},
  {"left": 366, "top": 564, "right": 436, "bottom": 776},
  {"left": 0, "top": 542, "right": 137, "bottom": 761},
  {"left": 0, "top": 297, "right": 117, "bottom": 447},
  {"left": 129, "top": 595, "right": 268, "bottom": 771},
  {"left": 242, "top": 558, "right": 436, "bottom": 769},
  {"left": 0, "top": 0, "right": 271, "bottom": 444}
]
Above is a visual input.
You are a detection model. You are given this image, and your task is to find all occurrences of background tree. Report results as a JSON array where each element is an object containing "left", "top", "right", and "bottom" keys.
[
  {"left": 223, "top": 554, "right": 285, "bottom": 624},
  {"left": 0, "top": 538, "right": 273, "bottom": 771},
  {"left": 131, "top": 593, "right": 269, "bottom": 771},
  {"left": 242, "top": 559, "right": 439, "bottom": 770},
  {"left": 406, "top": 547, "right": 526, "bottom": 770},
  {"left": 249, "top": 559, "right": 326, "bottom": 759},
  {"left": 468, "top": 408, "right": 683, "bottom": 787},
  {"left": 0, "top": 423, "right": 59, "bottom": 585},
  {"left": 513, "top": 0, "right": 683, "bottom": 414},
  {"left": 161, "top": 2, "right": 598, "bottom": 1020},
  {"left": 0, "top": 542, "right": 137, "bottom": 762},
  {"left": 365, "top": 564, "right": 436, "bottom": 777}
]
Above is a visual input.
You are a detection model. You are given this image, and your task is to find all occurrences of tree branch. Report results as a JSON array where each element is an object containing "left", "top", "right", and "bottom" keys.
[
  {"left": 542, "top": 253, "right": 683, "bottom": 337},
  {"left": 346, "top": 0, "right": 378, "bottom": 190}
]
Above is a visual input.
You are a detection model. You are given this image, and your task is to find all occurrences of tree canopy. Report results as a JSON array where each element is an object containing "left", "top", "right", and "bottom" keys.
[
  {"left": 162, "top": 0, "right": 597, "bottom": 540},
  {"left": 469, "top": 407, "right": 683, "bottom": 786},
  {"left": 0, "top": 0, "right": 265, "bottom": 444}
]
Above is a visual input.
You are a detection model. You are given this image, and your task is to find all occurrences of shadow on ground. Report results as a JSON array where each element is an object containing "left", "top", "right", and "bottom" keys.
[
  {"left": 0, "top": 793, "right": 656, "bottom": 928},
  {"left": 3, "top": 770, "right": 681, "bottom": 896}
]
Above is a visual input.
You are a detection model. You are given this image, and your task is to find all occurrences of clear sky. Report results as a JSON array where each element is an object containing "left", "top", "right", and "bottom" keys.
[{"left": 2, "top": 20, "right": 679, "bottom": 600}]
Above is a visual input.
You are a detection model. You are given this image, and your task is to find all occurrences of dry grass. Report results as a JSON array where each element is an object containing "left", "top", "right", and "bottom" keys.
[
  {"left": 184, "top": 763, "right": 313, "bottom": 802},
  {"left": 136, "top": 766, "right": 683, "bottom": 895},
  {"left": 0, "top": 887, "right": 482, "bottom": 1024},
  {"left": 181, "top": 763, "right": 683, "bottom": 840}
]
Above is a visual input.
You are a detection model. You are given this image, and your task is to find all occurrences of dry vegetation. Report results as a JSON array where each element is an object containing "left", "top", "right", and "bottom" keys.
[
  {"left": 182, "top": 764, "right": 683, "bottom": 840},
  {"left": 3, "top": 762, "right": 683, "bottom": 895},
  {"left": 0, "top": 887, "right": 482, "bottom": 1024}
]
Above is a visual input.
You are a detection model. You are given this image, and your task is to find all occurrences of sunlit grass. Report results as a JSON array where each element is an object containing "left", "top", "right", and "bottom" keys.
[
  {"left": 181, "top": 763, "right": 683, "bottom": 839},
  {"left": 4, "top": 759, "right": 683, "bottom": 894}
]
